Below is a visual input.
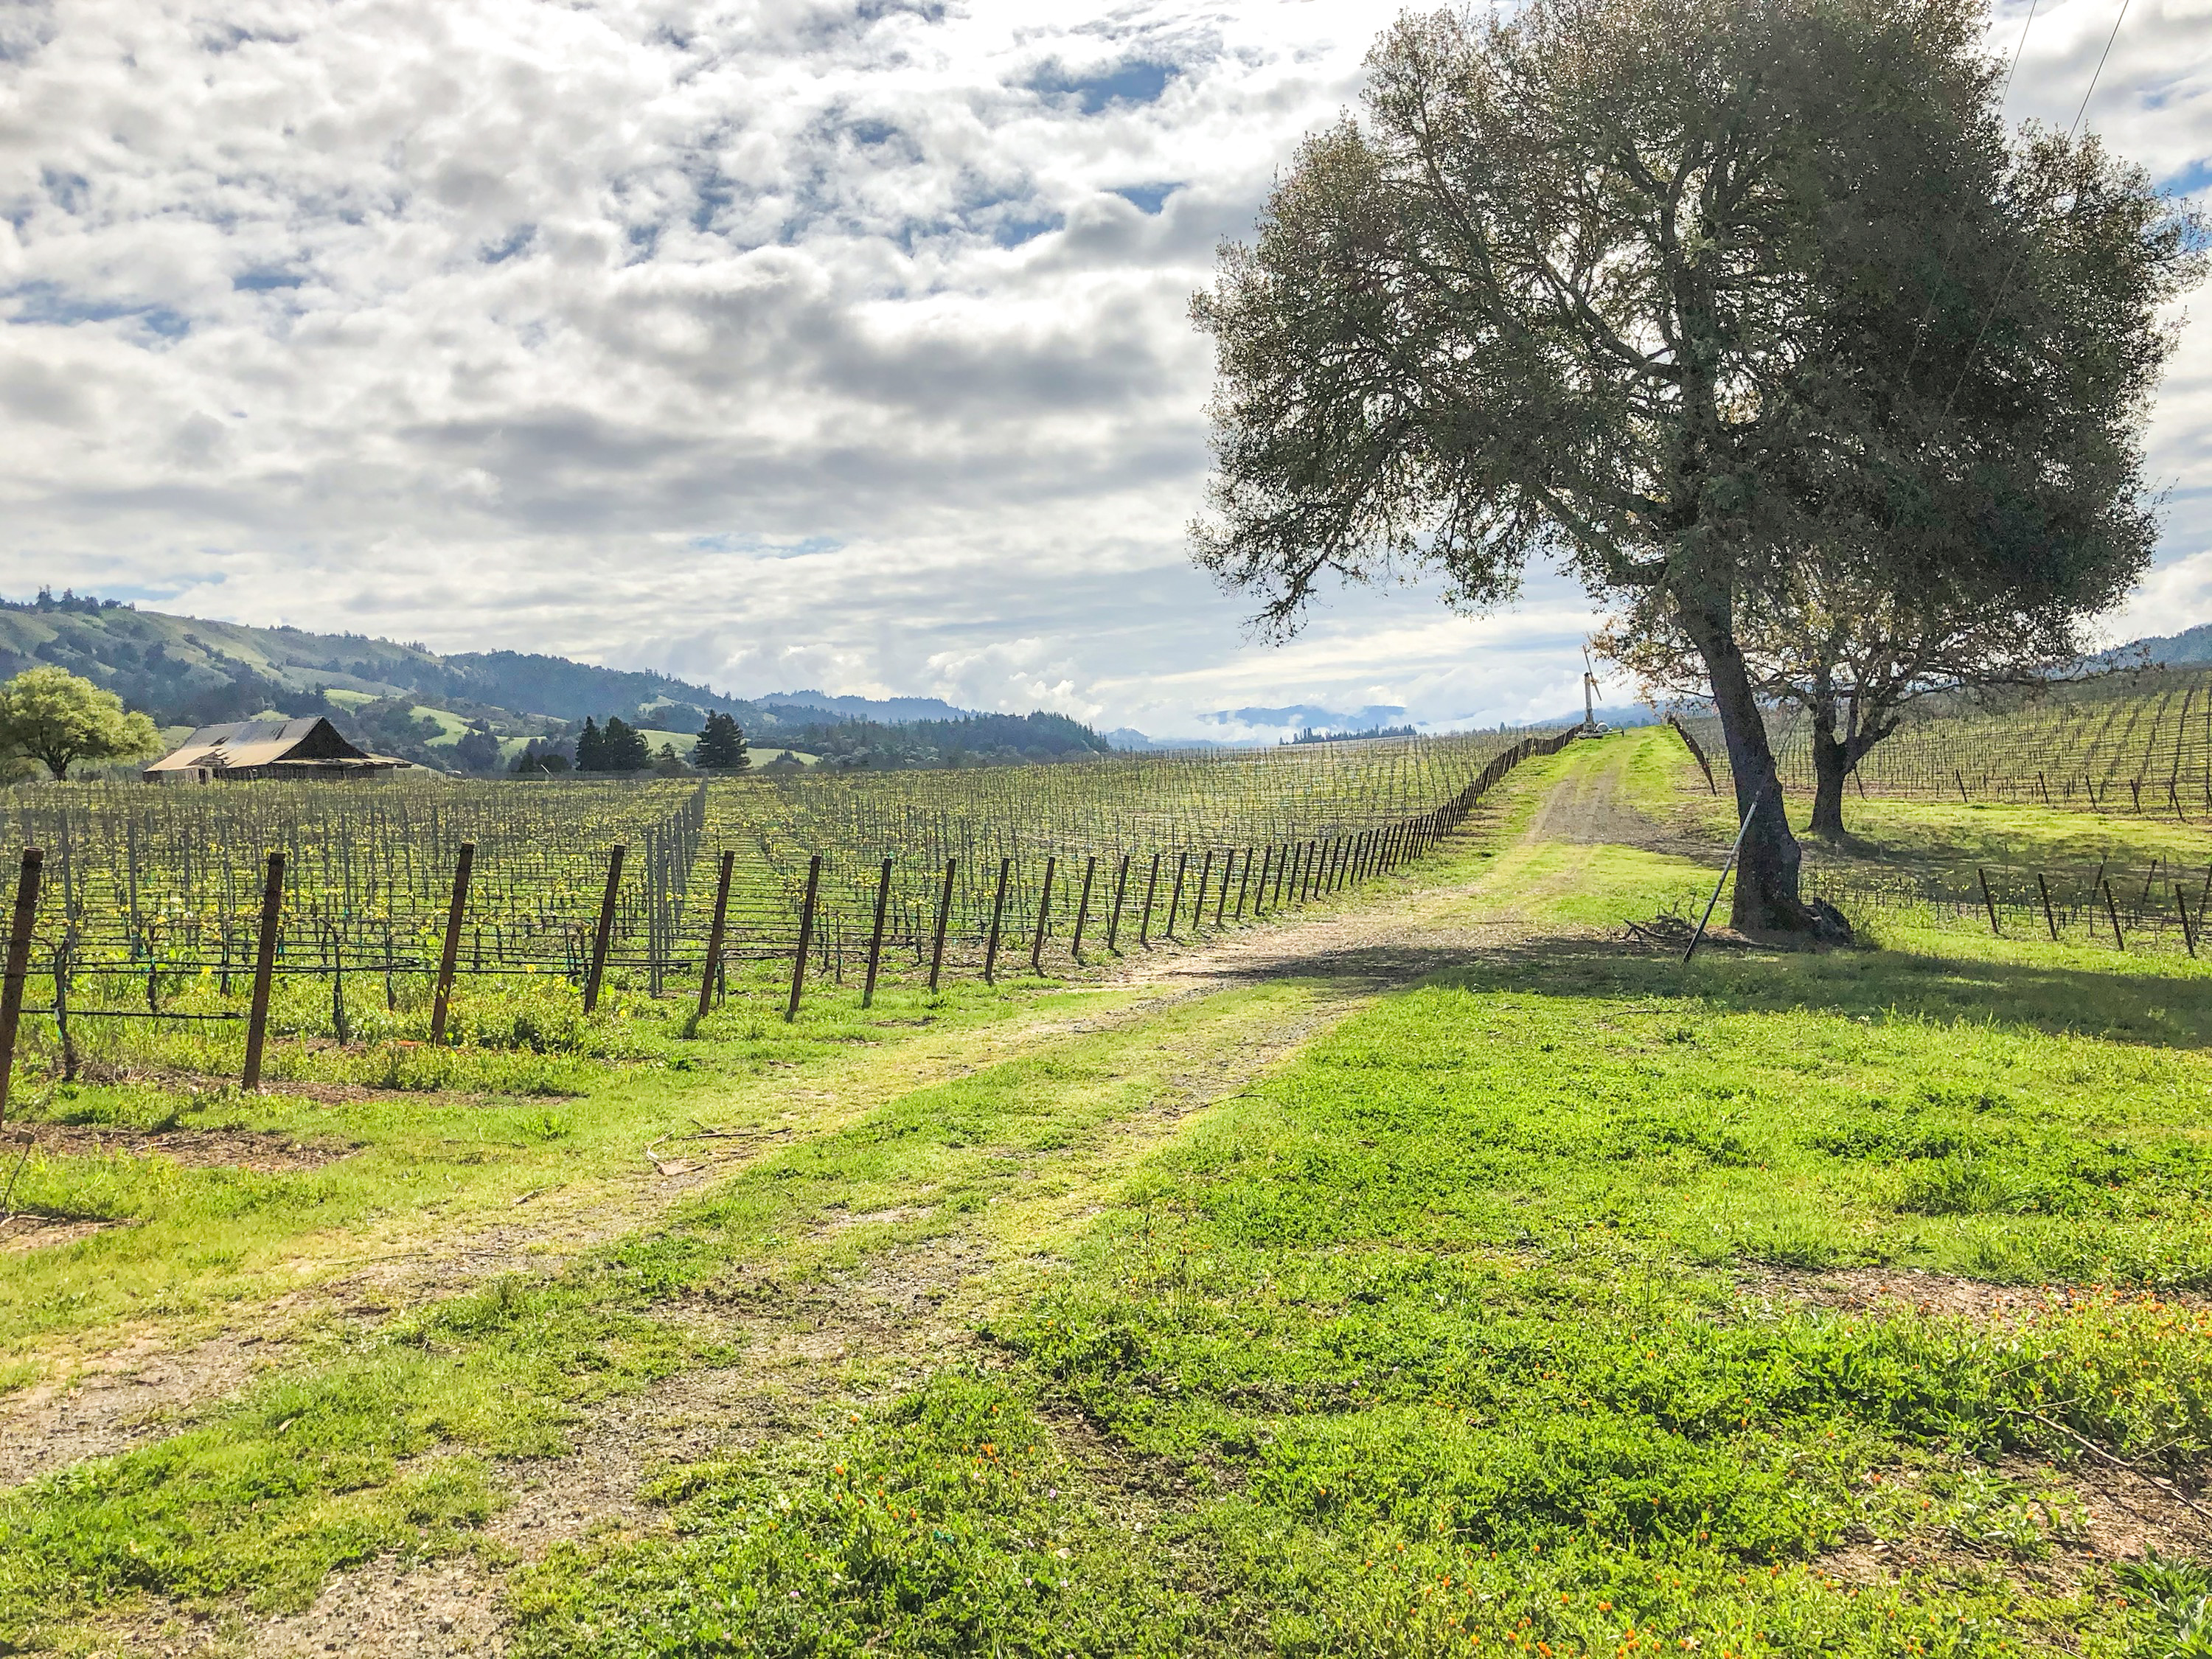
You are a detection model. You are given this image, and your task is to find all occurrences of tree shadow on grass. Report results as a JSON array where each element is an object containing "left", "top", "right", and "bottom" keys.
[{"left": 1241, "top": 936, "right": 2212, "bottom": 1051}]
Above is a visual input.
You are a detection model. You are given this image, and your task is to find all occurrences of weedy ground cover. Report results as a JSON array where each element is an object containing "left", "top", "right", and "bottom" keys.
[{"left": 509, "top": 737, "right": 2212, "bottom": 1658}]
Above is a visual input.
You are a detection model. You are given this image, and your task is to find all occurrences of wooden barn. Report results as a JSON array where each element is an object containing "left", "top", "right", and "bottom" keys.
[{"left": 142, "top": 717, "right": 411, "bottom": 782}]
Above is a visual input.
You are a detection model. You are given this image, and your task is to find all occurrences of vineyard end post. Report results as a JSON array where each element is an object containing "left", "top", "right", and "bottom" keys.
[
  {"left": 243, "top": 851, "right": 285, "bottom": 1091},
  {"left": 1977, "top": 868, "right": 2000, "bottom": 938},
  {"left": 785, "top": 855, "right": 823, "bottom": 1021},
  {"left": 2035, "top": 872, "right": 2059, "bottom": 942},
  {"left": 429, "top": 841, "right": 476, "bottom": 1046},
  {"left": 696, "top": 849, "right": 736, "bottom": 1021},
  {"left": 1071, "top": 855, "right": 1096, "bottom": 964},
  {"left": 928, "top": 859, "right": 956, "bottom": 992},
  {"left": 983, "top": 858, "right": 1012, "bottom": 984},
  {"left": 584, "top": 844, "right": 627, "bottom": 1015},
  {"left": 863, "top": 858, "right": 893, "bottom": 1008},
  {"left": 1029, "top": 856, "right": 1056, "bottom": 975},
  {"left": 0, "top": 849, "right": 43, "bottom": 1130}
]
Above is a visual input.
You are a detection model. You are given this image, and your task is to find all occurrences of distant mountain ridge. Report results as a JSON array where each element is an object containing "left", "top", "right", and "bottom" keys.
[
  {"left": 2107, "top": 621, "right": 2212, "bottom": 667},
  {"left": 0, "top": 591, "right": 1112, "bottom": 771}
]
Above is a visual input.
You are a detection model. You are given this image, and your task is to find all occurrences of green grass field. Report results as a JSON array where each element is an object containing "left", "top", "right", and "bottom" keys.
[{"left": 5, "top": 731, "right": 2211, "bottom": 1656}]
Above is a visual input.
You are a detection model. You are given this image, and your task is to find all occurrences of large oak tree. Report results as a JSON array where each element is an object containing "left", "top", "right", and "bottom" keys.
[{"left": 1192, "top": 0, "right": 2201, "bottom": 933}]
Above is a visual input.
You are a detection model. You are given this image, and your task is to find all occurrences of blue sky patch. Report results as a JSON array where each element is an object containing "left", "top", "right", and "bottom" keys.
[
  {"left": 1111, "top": 182, "right": 1180, "bottom": 214},
  {"left": 1029, "top": 58, "right": 1176, "bottom": 115}
]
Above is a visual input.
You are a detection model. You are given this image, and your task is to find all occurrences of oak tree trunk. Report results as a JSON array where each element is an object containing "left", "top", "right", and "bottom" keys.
[
  {"left": 1808, "top": 726, "right": 1852, "bottom": 838},
  {"left": 1691, "top": 626, "right": 1814, "bottom": 933}
]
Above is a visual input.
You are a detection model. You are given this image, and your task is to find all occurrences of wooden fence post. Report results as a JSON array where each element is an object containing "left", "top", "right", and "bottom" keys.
[
  {"left": 1977, "top": 868, "right": 2000, "bottom": 937},
  {"left": 785, "top": 855, "right": 823, "bottom": 1020},
  {"left": 1235, "top": 847, "right": 1254, "bottom": 919},
  {"left": 2102, "top": 879, "right": 2126, "bottom": 950},
  {"left": 2177, "top": 885, "right": 2199, "bottom": 959},
  {"left": 584, "top": 844, "right": 626, "bottom": 1015},
  {"left": 1165, "top": 853, "right": 1188, "bottom": 940},
  {"left": 242, "top": 851, "right": 283, "bottom": 1091},
  {"left": 863, "top": 858, "right": 894, "bottom": 1008},
  {"left": 2035, "top": 872, "right": 2059, "bottom": 942},
  {"left": 1192, "top": 850, "right": 1212, "bottom": 931},
  {"left": 0, "top": 849, "right": 43, "bottom": 1130},
  {"left": 1106, "top": 854, "right": 1131, "bottom": 953},
  {"left": 1071, "top": 855, "right": 1096, "bottom": 963},
  {"left": 983, "top": 857, "right": 1012, "bottom": 984},
  {"left": 1029, "top": 856, "right": 1056, "bottom": 974},
  {"left": 1138, "top": 853, "right": 1161, "bottom": 947},
  {"left": 928, "top": 859, "right": 957, "bottom": 992},
  {"left": 697, "top": 850, "right": 735, "bottom": 1020},
  {"left": 1215, "top": 849, "right": 1234, "bottom": 926},
  {"left": 429, "top": 841, "right": 476, "bottom": 1046}
]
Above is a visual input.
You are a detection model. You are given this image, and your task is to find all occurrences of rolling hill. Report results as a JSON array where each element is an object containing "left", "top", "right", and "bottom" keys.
[{"left": 1, "top": 590, "right": 1112, "bottom": 773}]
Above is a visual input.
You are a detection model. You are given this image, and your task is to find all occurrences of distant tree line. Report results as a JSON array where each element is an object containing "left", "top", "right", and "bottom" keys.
[{"left": 1287, "top": 724, "right": 1418, "bottom": 745}]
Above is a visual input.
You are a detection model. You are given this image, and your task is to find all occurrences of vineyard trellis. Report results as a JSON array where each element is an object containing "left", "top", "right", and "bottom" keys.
[
  {"left": 1674, "top": 665, "right": 2212, "bottom": 816},
  {"left": 1663, "top": 669, "right": 2212, "bottom": 950},
  {"left": 0, "top": 728, "right": 1574, "bottom": 1107}
]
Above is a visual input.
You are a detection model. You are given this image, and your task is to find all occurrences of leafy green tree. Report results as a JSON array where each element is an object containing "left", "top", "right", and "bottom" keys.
[
  {"left": 600, "top": 717, "right": 651, "bottom": 772},
  {"left": 574, "top": 717, "right": 606, "bottom": 772},
  {"left": 452, "top": 728, "right": 504, "bottom": 773},
  {"left": 693, "top": 711, "right": 750, "bottom": 771},
  {"left": 0, "top": 667, "right": 161, "bottom": 779},
  {"left": 1191, "top": 0, "right": 2202, "bottom": 933},
  {"left": 651, "top": 742, "right": 692, "bottom": 776},
  {"left": 510, "top": 741, "right": 571, "bottom": 775}
]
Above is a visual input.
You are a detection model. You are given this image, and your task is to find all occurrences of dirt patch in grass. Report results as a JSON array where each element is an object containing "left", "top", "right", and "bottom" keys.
[
  {"left": 1821, "top": 1455, "right": 2212, "bottom": 1600},
  {"left": 1750, "top": 1267, "right": 2055, "bottom": 1321},
  {"left": 1743, "top": 1266, "right": 2210, "bottom": 1323},
  {"left": 0, "top": 1329, "right": 275, "bottom": 1488},
  {"left": 15, "top": 1122, "right": 358, "bottom": 1173},
  {"left": 0, "top": 1214, "right": 125, "bottom": 1256}
]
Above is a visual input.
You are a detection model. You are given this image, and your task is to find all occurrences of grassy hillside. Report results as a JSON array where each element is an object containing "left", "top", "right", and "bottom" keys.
[{"left": 0, "top": 593, "right": 1113, "bottom": 772}]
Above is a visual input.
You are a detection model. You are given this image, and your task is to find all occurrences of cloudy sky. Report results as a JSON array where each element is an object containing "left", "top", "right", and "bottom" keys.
[{"left": 1, "top": 0, "right": 2208, "bottom": 740}]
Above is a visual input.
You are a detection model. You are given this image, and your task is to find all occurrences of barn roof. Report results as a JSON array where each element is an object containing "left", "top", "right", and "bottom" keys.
[{"left": 143, "top": 716, "right": 403, "bottom": 776}]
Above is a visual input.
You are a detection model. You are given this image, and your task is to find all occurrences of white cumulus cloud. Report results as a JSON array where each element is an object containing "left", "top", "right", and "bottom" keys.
[{"left": 0, "top": 0, "right": 2207, "bottom": 735}]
